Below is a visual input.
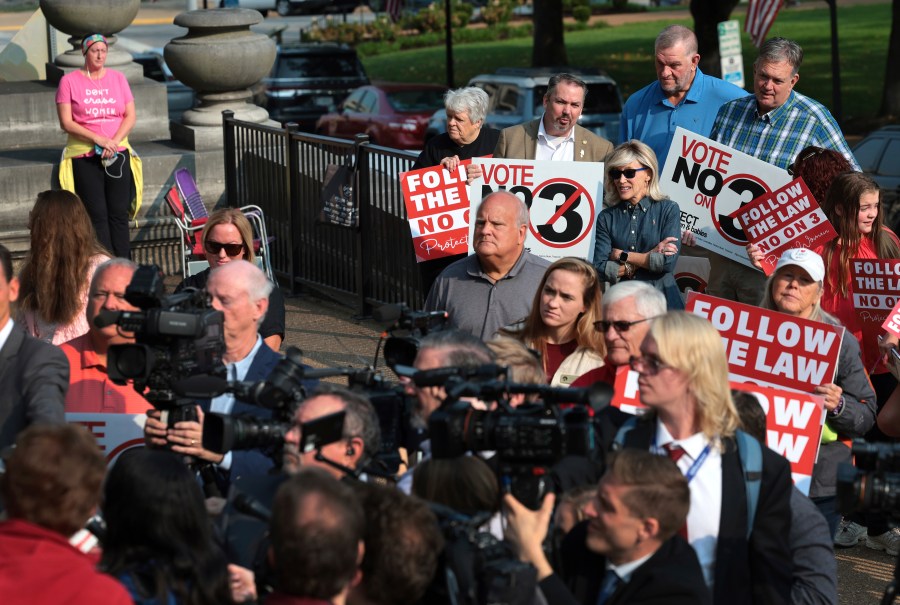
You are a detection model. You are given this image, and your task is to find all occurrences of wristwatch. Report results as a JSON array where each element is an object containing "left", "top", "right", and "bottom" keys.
[{"left": 618, "top": 251, "right": 629, "bottom": 263}]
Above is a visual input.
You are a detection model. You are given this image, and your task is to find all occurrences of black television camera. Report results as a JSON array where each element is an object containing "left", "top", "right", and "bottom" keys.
[
  {"left": 102, "top": 264, "right": 225, "bottom": 424},
  {"left": 420, "top": 365, "right": 611, "bottom": 509},
  {"left": 373, "top": 303, "right": 449, "bottom": 369},
  {"left": 837, "top": 440, "right": 900, "bottom": 517}
]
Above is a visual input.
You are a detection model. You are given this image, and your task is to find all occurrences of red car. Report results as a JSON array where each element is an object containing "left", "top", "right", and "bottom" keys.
[{"left": 316, "top": 83, "right": 448, "bottom": 150}]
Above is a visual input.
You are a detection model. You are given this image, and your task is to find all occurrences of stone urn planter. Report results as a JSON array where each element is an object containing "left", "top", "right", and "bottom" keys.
[
  {"left": 165, "top": 9, "right": 276, "bottom": 127},
  {"left": 39, "top": 0, "right": 140, "bottom": 70}
]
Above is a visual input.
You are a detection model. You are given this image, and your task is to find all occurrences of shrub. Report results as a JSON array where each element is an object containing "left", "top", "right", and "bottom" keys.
[
  {"left": 482, "top": 0, "right": 514, "bottom": 26},
  {"left": 572, "top": 5, "right": 591, "bottom": 22}
]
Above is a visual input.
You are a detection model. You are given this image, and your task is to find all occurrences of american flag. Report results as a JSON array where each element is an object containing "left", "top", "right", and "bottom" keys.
[
  {"left": 745, "top": 0, "right": 785, "bottom": 47},
  {"left": 386, "top": 0, "right": 403, "bottom": 22}
]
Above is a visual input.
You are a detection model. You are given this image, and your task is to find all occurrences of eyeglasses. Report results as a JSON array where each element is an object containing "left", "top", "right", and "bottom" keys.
[
  {"left": 593, "top": 317, "right": 653, "bottom": 334},
  {"left": 787, "top": 147, "right": 826, "bottom": 176},
  {"left": 609, "top": 167, "right": 648, "bottom": 180},
  {"left": 205, "top": 241, "right": 244, "bottom": 257},
  {"left": 629, "top": 354, "right": 671, "bottom": 376}
]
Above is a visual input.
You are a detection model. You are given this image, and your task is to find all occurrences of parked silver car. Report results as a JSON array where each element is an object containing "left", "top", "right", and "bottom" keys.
[
  {"left": 853, "top": 125, "right": 900, "bottom": 231},
  {"left": 424, "top": 68, "right": 624, "bottom": 145}
]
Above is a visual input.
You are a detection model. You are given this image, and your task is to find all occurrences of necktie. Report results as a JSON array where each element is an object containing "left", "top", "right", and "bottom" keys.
[
  {"left": 662, "top": 443, "right": 689, "bottom": 539},
  {"left": 596, "top": 569, "right": 621, "bottom": 605}
]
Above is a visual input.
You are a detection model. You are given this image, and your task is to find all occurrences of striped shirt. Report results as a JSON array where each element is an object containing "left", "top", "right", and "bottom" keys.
[{"left": 710, "top": 90, "right": 860, "bottom": 171}]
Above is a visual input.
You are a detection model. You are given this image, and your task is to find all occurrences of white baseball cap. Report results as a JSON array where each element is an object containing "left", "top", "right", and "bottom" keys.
[{"left": 775, "top": 248, "right": 825, "bottom": 282}]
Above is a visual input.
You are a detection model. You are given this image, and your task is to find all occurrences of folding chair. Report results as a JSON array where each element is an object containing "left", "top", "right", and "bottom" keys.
[
  {"left": 164, "top": 185, "right": 208, "bottom": 279},
  {"left": 172, "top": 168, "right": 276, "bottom": 281}
]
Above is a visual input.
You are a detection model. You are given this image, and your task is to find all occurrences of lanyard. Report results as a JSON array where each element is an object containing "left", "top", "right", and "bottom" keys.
[{"left": 652, "top": 435, "right": 712, "bottom": 485}]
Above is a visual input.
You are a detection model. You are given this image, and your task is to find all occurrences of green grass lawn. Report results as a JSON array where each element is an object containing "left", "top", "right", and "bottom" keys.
[{"left": 362, "top": 2, "right": 893, "bottom": 131}]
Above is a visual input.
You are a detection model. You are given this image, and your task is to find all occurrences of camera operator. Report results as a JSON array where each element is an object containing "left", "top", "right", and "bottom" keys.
[
  {"left": 504, "top": 449, "right": 710, "bottom": 605},
  {"left": 283, "top": 384, "right": 382, "bottom": 480},
  {"left": 143, "top": 260, "right": 307, "bottom": 492},
  {"left": 60, "top": 258, "right": 151, "bottom": 414}
]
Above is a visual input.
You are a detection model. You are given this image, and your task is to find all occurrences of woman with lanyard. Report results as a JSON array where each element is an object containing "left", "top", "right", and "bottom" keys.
[
  {"left": 56, "top": 33, "right": 142, "bottom": 259},
  {"left": 622, "top": 311, "right": 792, "bottom": 605}
]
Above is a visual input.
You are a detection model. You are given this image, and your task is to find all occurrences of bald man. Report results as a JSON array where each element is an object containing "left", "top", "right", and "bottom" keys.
[{"left": 424, "top": 191, "right": 549, "bottom": 339}]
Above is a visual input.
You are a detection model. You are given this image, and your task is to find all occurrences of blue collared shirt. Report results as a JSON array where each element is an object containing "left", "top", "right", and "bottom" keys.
[
  {"left": 620, "top": 68, "right": 749, "bottom": 170},
  {"left": 710, "top": 90, "right": 860, "bottom": 171},
  {"left": 210, "top": 335, "right": 264, "bottom": 471}
]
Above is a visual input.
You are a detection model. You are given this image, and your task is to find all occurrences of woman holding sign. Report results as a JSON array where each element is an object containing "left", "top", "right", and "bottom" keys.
[
  {"left": 759, "top": 248, "right": 876, "bottom": 537},
  {"left": 593, "top": 140, "right": 682, "bottom": 310},
  {"left": 500, "top": 257, "right": 605, "bottom": 386}
]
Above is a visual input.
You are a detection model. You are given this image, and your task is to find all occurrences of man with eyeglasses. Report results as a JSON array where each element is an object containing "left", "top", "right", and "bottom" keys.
[
  {"left": 704, "top": 37, "right": 860, "bottom": 305},
  {"left": 492, "top": 73, "right": 614, "bottom": 162},
  {"left": 60, "top": 258, "right": 152, "bottom": 414}
]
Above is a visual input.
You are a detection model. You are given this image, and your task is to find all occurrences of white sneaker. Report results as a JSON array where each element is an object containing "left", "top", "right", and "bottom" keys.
[
  {"left": 834, "top": 520, "right": 867, "bottom": 547},
  {"left": 865, "top": 528, "right": 900, "bottom": 556}
]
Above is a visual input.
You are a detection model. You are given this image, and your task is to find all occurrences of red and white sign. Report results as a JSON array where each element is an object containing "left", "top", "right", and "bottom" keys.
[
  {"left": 401, "top": 163, "right": 472, "bottom": 263},
  {"left": 883, "top": 297, "right": 900, "bottom": 340},
  {"left": 661, "top": 128, "right": 790, "bottom": 267},
  {"left": 610, "top": 365, "right": 648, "bottom": 415},
  {"left": 731, "top": 177, "right": 837, "bottom": 275},
  {"left": 68, "top": 413, "right": 147, "bottom": 465},
  {"left": 686, "top": 292, "right": 844, "bottom": 393},
  {"left": 731, "top": 382, "right": 825, "bottom": 495},
  {"left": 469, "top": 159, "right": 604, "bottom": 261},
  {"left": 851, "top": 258, "right": 900, "bottom": 327}
]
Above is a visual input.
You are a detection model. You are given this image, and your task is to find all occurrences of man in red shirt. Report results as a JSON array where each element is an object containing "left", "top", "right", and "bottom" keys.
[{"left": 60, "top": 258, "right": 151, "bottom": 414}]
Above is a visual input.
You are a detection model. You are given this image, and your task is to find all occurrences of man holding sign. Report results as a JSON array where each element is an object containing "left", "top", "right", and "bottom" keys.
[
  {"left": 493, "top": 73, "right": 613, "bottom": 163},
  {"left": 425, "top": 191, "right": 549, "bottom": 339},
  {"left": 707, "top": 37, "right": 859, "bottom": 305}
]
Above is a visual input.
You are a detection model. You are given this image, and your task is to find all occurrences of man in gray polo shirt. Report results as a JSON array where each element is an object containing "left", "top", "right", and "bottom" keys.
[{"left": 424, "top": 191, "right": 549, "bottom": 340}]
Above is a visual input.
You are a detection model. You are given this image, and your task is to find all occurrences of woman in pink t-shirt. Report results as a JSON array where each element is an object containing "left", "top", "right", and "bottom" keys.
[{"left": 56, "top": 34, "right": 136, "bottom": 259}]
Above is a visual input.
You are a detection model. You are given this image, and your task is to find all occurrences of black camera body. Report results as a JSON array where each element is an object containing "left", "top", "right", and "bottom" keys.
[
  {"left": 105, "top": 265, "right": 225, "bottom": 414},
  {"left": 375, "top": 303, "right": 449, "bottom": 369},
  {"left": 837, "top": 440, "right": 900, "bottom": 516}
]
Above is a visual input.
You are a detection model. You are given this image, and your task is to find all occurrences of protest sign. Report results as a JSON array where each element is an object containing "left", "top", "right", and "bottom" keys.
[
  {"left": 851, "top": 258, "right": 900, "bottom": 328},
  {"left": 686, "top": 291, "right": 844, "bottom": 393},
  {"left": 883, "top": 297, "right": 900, "bottom": 340},
  {"left": 401, "top": 162, "right": 472, "bottom": 262},
  {"left": 731, "top": 383, "right": 825, "bottom": 495},
  {"left": 731, "top": 177, "right": 837, "bottom": 274},
  {"left": 68, "top": 413, "right": 146, "bottom": 465},
  {"left": 674, "top": 255, "right": 710, "bottom": 296},
  {"left": 660, "top": 128, "right": 791, "bottom": 267},
  {"left": 610, "top": 365, "right": 648, "bottom": 415},
  {"left": 469, "top": 159, "right": 604, "bottom": 261}
]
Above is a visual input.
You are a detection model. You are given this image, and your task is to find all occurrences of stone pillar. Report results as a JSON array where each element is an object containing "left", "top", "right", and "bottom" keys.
[
  {"left": 165, "top": 9, "right": 277, "bottom": 150},
  {"left": 39, "top": 0, "right": 142, "bottom": 84}
]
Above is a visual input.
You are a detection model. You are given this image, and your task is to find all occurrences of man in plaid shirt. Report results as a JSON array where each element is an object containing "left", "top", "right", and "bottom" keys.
[{"left": 705, "top": 37, "right": 859, "bottom": 304}]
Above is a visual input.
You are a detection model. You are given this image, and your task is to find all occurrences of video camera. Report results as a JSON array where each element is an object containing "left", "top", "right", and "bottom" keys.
[
  {"left": 373, "top": 303, "right": 449, "bottom": 369},
  {"left": 411, "top": 364, "right": 611, "bottom": 509},
  {"left": 837, "top": 440, "right": 900, "bottom": 517},
  {"left": 102, "top": 264, "right": 225, "bottom": 423}
]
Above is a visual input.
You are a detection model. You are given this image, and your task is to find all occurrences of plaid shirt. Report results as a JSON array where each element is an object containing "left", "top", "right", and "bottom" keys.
[{"left": 710, "top": 91, "right": 860, "bottom": 171}]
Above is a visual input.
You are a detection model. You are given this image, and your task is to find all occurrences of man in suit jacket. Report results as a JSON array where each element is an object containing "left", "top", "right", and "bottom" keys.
[
  {"left": 144, "top": 261, "right": 313, "bottom": 492},
  {"left": 0, "top": 245, "right": 67, "bottom": 451},
  {"left": 493, "top": 73, "right": 614, "bottom": 162},
  {"left": 505, "top": 449, "right": 711, "bottom": 605}
]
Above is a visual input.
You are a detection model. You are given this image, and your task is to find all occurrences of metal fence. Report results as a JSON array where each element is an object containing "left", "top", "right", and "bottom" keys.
[{"left": 223, "top": 111, "right": 425, "bottom": 315}]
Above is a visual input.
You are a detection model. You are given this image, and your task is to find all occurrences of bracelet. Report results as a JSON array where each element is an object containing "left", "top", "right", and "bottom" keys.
[
  {"left": 623, "top": 262, "right": 635, "bottom": 279},
  {"left": 830, "top": 395, "right": 845, "bottom": 417}
]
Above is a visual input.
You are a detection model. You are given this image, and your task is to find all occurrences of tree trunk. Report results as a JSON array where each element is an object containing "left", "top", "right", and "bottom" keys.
[
  {"left": 532, "top": 0, "right": 568, "bottom": 67},
  {"left": 691, "top": 0, "right": 740, "bottom": 78},
  {"left": 881, "top": 0, "right": 900, "bottom": 116}
]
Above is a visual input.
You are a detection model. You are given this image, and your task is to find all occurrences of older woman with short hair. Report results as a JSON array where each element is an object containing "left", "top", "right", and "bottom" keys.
[
  {"left": 759, "top": 248, "right": 876, "bottom": 537},
  {"left": 593, "top": 140, "right": 683, "bottom": 309}
]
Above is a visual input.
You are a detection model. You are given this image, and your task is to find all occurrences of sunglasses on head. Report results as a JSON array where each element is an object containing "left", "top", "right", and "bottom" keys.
[
  {"left": 205, "top": 241, "right": 244, "bottom": 257},
  {"left": 609, "top": 167, "right": 648, "bottom": 180},
  {"left": 787, "top": 147, "right": 826, "bottom": 176}
]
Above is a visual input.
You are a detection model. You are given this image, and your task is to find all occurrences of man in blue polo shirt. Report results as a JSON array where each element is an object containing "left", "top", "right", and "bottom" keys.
[{"left": 620, "top": 25, "right": 748, "bottom": 170}]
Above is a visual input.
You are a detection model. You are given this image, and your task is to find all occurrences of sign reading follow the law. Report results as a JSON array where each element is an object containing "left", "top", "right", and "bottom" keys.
[
  {"left": 468, "top": 159, "right": 604, "bottom": 262},
  {"left": 400, "top": 162, "right": 472, "bottom": 263},
  {"left": 660, "top": 128, "right": 791, "bottom": 267},
  {"left": 686, "top": 291, "right": 844, "bottom": 393},
  {"left": 731, "top": 177, "right": 837, "bottom": 275}
]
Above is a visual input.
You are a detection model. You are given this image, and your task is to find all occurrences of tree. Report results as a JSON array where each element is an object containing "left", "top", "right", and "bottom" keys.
[
  {"left": 532, "top": 0, "right": 568, "bottom": 67},
  {"left": 690, "top": 0, "right": 740, "bottom": 78},
  {"left": 881, "top": 0, "right": 900, "bottom": 116}
]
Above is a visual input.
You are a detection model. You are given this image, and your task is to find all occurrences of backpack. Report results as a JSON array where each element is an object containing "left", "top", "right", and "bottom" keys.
[{"left": 613, "top": 417, "right": 762, "bottom": 539}]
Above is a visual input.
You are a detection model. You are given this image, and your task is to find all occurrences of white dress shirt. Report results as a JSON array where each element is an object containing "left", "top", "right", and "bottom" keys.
[{"left": 535, "top": 115, "right": 575, "bottom": 161}]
